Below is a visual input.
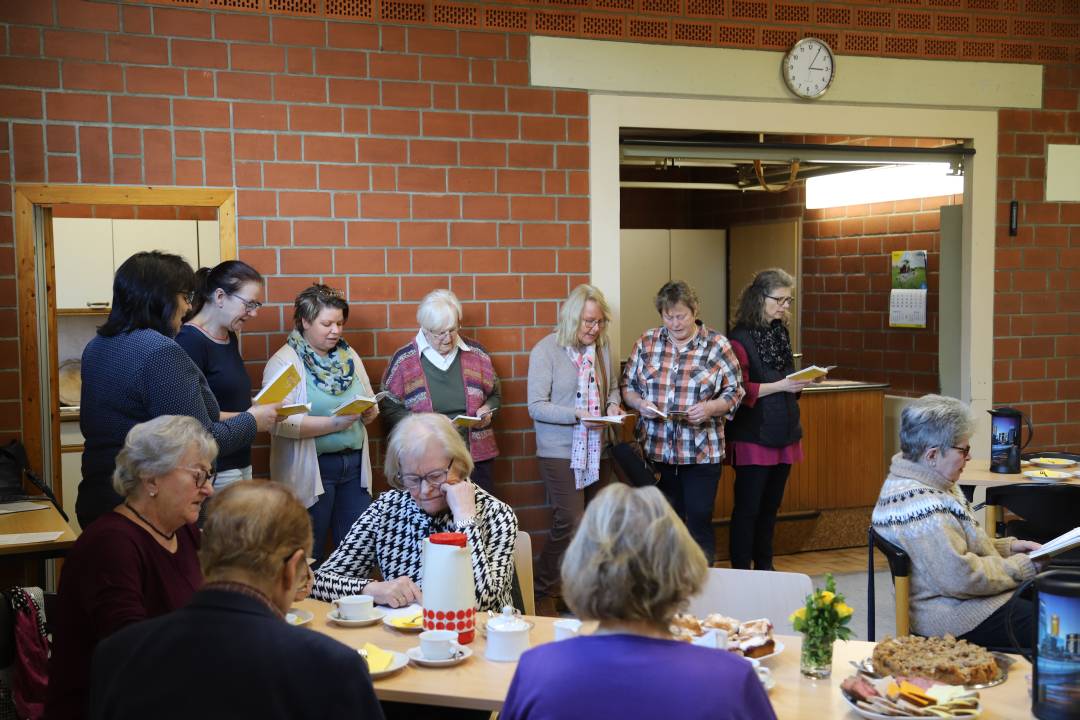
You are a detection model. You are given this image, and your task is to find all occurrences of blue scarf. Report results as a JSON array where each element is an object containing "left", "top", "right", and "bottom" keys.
[{"left": 287, "top": 329, "right": 356, "bottom": 395}]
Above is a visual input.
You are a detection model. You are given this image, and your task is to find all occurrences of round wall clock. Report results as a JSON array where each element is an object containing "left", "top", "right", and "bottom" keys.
[{"left": 782, "top": 38, "right": 835, "bottom": 99}]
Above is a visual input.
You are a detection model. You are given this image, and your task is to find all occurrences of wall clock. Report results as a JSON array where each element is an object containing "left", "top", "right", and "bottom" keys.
[{"left": 782, "top": 38, "right": 835, "bottom": 100}]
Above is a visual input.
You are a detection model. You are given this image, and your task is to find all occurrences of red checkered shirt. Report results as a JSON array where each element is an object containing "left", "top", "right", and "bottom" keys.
[{"left": 622, "top": 323, "right": 744, "bottom": 465}]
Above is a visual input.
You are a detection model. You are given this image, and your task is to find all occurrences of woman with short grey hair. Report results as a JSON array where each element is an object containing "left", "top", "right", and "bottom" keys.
[
  {"left": 380, "top": 288, "right": 502, "bottom": 492},
  {"left": 48, "top": 416, "right": 214, "bottom": 719},
  {"left": 872, "top": 394, "right": 1042, "bottom": 649}
]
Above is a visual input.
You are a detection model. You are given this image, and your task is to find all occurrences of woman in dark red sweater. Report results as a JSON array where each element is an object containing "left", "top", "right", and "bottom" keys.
[{"left": 46, "top": 416, "right": 215, "bottom": 720}]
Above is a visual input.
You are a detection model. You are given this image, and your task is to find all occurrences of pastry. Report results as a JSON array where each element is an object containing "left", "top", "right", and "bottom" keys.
[{"left": 872, "top": 635, "right": 998, "bottom": 686}]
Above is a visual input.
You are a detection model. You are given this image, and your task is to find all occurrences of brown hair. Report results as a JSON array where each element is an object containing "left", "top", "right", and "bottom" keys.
[
  {"left": 293, "top": 284, "right": 349, "bottom": 332},
  {"left": 734, "top": 268, "right": 795, "bottom": 329},
  {"left": 653, "top": 280, "right": 700, "bottom": 317}
]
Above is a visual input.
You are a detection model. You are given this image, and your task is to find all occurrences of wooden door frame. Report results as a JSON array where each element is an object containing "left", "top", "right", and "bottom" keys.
[{"left": 14, "top": 184, "right": 236, "bottom": 503}]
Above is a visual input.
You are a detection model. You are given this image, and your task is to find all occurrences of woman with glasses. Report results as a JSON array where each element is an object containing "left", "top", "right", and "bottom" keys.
[
  {"left": 78, "top": 251, "right": 279, "bottom": 529},
  {"left": 264, "top": 284, "right": 379, "bottom": 565},
  {"left": 48, "top": 416, "right": 215, "bottom": 720},
  {"left": 312, "top": 413, "right": 518, "bottom": 612},
  {"left": 872, "top": 395, "right": 1042, "bottom": 649},
  {"left": 527, "top": 284, "right": 623, "bottom": 616},
  {"left": 726, "top": 269, "right": 810, "bottom": 570},
  {"left": 380, "top": 289, "right": 501, "bottom": 493},
  {"left": 175, "top": 260, "right": 264, "bottom": 491}
]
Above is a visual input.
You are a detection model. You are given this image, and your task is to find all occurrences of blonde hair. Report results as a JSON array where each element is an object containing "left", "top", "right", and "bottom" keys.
[
  {"left": 383, "top": 413, "right": 475, "bottom": 490},
  {"left": 561, "top": 484, "right": 708, "bottom": 629},
  {"left": 112, "top": 416, "right": 218, "bottom": 497},
  {"left": 556, "top": 284, "right": 612, "bottom": 349},
  {"left": 200, "top": 481, "right": 312, "bottom": 580},
  {"left": 416, "top": 289, "right": 462, "bottom": 334}
]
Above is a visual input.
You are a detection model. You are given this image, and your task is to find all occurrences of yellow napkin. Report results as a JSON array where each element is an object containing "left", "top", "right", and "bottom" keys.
[
  {"left": 390, "top": 613, "right": 423, "bottom": 629},
  {"left": 362, "top": 643, "right": 394, "bottom": 672}
]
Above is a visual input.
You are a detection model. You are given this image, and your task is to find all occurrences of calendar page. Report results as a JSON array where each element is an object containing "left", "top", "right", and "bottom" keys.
[{"left": 889, "top": 288, "right": 927, "bottom": 328}]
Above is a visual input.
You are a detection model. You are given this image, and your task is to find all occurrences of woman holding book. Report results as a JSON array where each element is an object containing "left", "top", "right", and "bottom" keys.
[
  {"left": 263, "top": 284, "right": 379, "bottom": 564},
  {"left": 726, "top": 269, "right": 812, "bottom": 571},
  {"left": 380, "top": 289, "right": 501, "bottom": 493}
]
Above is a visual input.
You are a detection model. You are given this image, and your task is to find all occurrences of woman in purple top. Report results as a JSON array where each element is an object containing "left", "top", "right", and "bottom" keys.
[
  {"left": 500, "top": 484, "right": 775, "bottom": 720},
  {"left": 46, "top": 416, "right": 213, "bottom": 720}
]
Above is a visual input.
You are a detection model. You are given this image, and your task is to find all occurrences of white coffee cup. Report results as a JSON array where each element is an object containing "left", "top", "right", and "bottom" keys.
[
  {"left": 419, "top": 629, "right": 459, "bottom": 661},
  {"left": 553, "top": 618, "right": 582, "bottom": 641},
  {"left": 333, "top": 594, "right": 375, "bottom": 620}
]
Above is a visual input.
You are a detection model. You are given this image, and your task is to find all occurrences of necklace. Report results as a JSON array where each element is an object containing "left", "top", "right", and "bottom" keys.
[
  {"left": 187, "top": 320, "right": 228, "bottom": 343},
  {"left": 124, "top": 502, "right": 176, "bottom": 541}
]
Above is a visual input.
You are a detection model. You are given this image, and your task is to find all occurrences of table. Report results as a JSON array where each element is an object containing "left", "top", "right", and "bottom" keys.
[
  {"left": 297, "top": 599, "right": 1035, "bottom": 717},
  {"left": 959, "top": 459, "right": 1079, "bottom": 489},
  {"left": 0, "top": 502, "right": 77, "bottom": 558}
]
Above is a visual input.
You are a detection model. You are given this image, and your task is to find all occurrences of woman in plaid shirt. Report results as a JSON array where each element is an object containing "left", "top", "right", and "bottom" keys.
[{"left": 622, "top": 281, "right": 745, "bottom": 562}]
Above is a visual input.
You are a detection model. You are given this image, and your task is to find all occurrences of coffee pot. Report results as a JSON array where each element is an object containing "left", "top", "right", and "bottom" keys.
[
  {"left": 421, "top": 532, "right": 476, "bottom": 644},
  {"left": 988, "top": 407, "right": 1033, "bottom": 474},
  {"left": 1031, "top": 570, "right": 1080, "bottom": 719}
]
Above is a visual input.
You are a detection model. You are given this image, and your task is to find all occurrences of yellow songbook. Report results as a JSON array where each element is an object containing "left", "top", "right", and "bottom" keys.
[
  {"left": 785, "top": 365, "right": 836, "bottom": 382},
  {"left": 332, "top": 391, "right": 389, "bottom": 416},
  {"left": 254, "top": 364, "right": 301, "bottom": 405},
  {"left": 277, "top": 402, "right": 311, "bottom": 417},
  {"left": 361, "top": 642, "right": 394, "bottom": 672}
]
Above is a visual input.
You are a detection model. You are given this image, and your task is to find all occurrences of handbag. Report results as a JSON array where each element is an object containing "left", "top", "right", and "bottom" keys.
[{"left": 594, "top": 352, "right": 656, "bottom": 487}]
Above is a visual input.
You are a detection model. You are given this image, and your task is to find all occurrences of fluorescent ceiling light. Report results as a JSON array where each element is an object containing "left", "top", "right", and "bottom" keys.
[{"left": 805, "top": 163, "right": 964, "bottom": 209}]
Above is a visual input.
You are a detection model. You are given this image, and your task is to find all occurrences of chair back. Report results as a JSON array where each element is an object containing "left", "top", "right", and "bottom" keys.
[
  {"left": 985, "top": 483, "right": 1080, "bottom": 541},
  {"left": 686, "top": 568, "right": 812, "bottom": 635},
  {"left": 512, "top": 531, "right": 535, "bottom": 616},
  {"left": 867, "top": 526, "right": 911, "bottom": 640}
]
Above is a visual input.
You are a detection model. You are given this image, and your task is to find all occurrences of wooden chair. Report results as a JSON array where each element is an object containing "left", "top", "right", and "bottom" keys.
[
  {"left": 513, "top": 531, "right": 535, "bottom": 616},
  {"left": 867, "top": 526, "right": 911, "bottom": 641},
  {"left": 686, "top": 568, "right": 812, "bottom": 636}
]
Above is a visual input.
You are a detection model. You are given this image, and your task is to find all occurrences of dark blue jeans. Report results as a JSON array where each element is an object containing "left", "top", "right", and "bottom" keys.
[
  {"left": 655, "top": 462, "right": 721, "bottom": 564},
  {"left": 311, "top": 449, "right": 372, "bottom": 564},
  {"left": 730, "top": 463, "right": 791, "bottom": 570}
]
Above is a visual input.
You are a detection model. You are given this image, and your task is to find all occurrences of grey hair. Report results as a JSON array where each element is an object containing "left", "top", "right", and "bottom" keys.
[
  {"left": 416, "top": 289, "right": 462, "bottom": 333},
  {"left": 899, "top": 394, "right": 976, "bottom": 461},
  {"left": 112, "top": 415, "right": 218, "bottom": 497},
  {"left": 556, "top": 284, "right": 612, "bottom": 349},
  {"left": 383, "top": 413, "right": 474, "bottom": 490},
  {"left": 654, "top": 280, "right": 700, "bottom": 316}
]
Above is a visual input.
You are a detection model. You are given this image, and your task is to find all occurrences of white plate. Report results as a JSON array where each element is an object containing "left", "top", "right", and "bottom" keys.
[
  {"left": 840, "top": 691, "right": 980, "bottom": 719},
  {"left": 1023, "top": 469, "right": 1072, "bottom": 481},
  {"left": 361, "top": 649, "right": 409, "bottom": 679},
  {"left": 384, "top": 614, "right": 425, "bottom": 632},
  {"left": 285, "top": 608, "right": 314, "bottom": 627},
  {"left": 328, "top": 608, "right": 386, "bottom": 627},
  {"left": 741, "top": 639, "right": 784, "bottom": 663},
  {"left": 406, "top": 644, "right": 473, "bottom": 667},
  {"left": 1028, "top": 457, "right": 1076, "bottom": 469}
]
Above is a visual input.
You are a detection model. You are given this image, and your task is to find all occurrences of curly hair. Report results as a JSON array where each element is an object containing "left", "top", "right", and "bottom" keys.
[{"left": 734, "top": 268, "right": 795, "bottom": 328}]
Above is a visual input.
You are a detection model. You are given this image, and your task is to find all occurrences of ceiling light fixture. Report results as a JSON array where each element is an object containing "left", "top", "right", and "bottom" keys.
[{"left": 805, "top": 162, "right": 964, "bottom": 210}]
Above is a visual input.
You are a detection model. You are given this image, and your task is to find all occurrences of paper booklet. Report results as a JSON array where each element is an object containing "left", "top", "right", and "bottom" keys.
[
  {"left": 254, "top": 364, "right": 302, "bottom": 405},
  {"left": 653, "top": 409, "right": 687, "bottom": 419},
  {"left": 277, "top": 402, "right": 311, "bottom": 417},
  {"left": 331, "top": 391, "right": 389, "bottom": 416},
  {"left": 785, "top": 365, "right": 836, "bottom": 382},
  {"left": 582, "top": 415, "right": 629, "bottom": 424},
  {"left": 452, "top": 408, "right": 496, "bottom": 427},
  {"left": 1030, "top": 527, "right": 1080, "bottom": 560}
]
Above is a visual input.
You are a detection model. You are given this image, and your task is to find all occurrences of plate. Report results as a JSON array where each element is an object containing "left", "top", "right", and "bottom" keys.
[
  {"left": 840, "top": 691, "right": 980, "bottom": 719},
  {"left": 361, "top": 649, "right": 409, "bottom": 679},
  {"left": 858, "top": 654, "right": 1009, "bottom": 690},
  {"left": 285, "top": 608, "right": 314, "bottom": 627},
  {"left": 1023, "top": 469, "right": 1072, "bottom": 481},
  {"left": 328, "top": 608, "right": 386, "bottom": 627},
  {"left": 1029, "top": 457, "right": 1076, "bottom": 469},
  {"left": 384, "top": 614, "right": 425, "bottom": 632},
  {"left": 406, "top": 644, "right": 473, "bottom": 667},
  {"left": 741, "top": 639, "right": 784, "bottom": 663}
]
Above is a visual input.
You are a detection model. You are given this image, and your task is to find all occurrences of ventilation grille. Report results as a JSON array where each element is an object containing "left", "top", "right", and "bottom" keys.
[
  {"left": 1024, "top": 0, "right": 1056, "bottom": 11},
  {"left": 642, "top": 0, "right": 681, "bottom": 14},
  {"left": 1050, "top": 22, "right": 1080, "bottom": 39},
  {"left": 268, "top": 0, "right": 318, "bottom": 13},
  {"left": 927, "top": 0, "right": 961, "bottom": 7},
  {"left": 857, "top": 9, "right": 891, "bottom": 28},
  {"left": 962, "top": 40, "right": 995, "bottom": 57},
  {"left": 210, "top": 0, "right": 261, "bottom": 10},
  {"left": 484, "top": 7, "right": 527, "bottom": 30},
  {"left": 629, "top": 17, "right": 669, "bottom": 39},
  {"left": 974, "top": 16, "right": 1008, "bottom": 33},
  {"left": 582, "top": 14, "right": 624, "bottom": 37},
  {"left": 966, "top": 0, "right": 999, "bottom": 8},
  {"left": 325, "top": 0, "right": 372, "bottom": 16},
  {"left": 897, "top": 11, "right": 930, "bottom": 30},
  {"left": 433, "top": 3, "right": 478, "bottom": 26},
  {"left": 731, "top": 1, "right": 768, "bottom": 19},
  {"left": 595, "top": 0, "right": 635, "bottom": 9},
  {"left": 1038, "top": 44, "right": 1070, "bottom": 61},
  {"left": 1013, "top": 19, "right": 1046, "bottom": 36},
  {"left": 815, "top": 6, "right": 851, "bottom": 25},
  {"left": 674, "top": 21, "right": 712, "bottom": 43},
  {"left": 381, "top": 0, "right": 426, "bottom": 22},
  {"left": 1000, "top": 42, "right": 1033, "bottom": 59},
  {"left": 936, "top": 15, "right": 969, "bottom": 32},
  {"left": 844, "top": 33, "right": 879, "bottom": 53},
  {"left": 924, "top": 38, "right": 957, "bottom": 55},
  {"left": 687, "top": 0, "right": 725, "bottom": 17},
  {"left": 884, "top": 36, "right": 919, "bottom": 54},
  {"left": 775, "top": 4, "right": 810, "bottom": 22},
  {"left": 535, "top": 11, "right": 577, "bottom": 33},
  {"left": 717, "top": 24, "right": 756, "bottom": 44}
]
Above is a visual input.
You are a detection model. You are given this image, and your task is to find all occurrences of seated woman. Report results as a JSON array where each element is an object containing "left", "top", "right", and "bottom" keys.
[
  {"left": 500, "top": 484, "right": 775, "bottom": 720},
  {"left": 47, "top": 416, "right": 214, "bottom": 720},
  {"left": 872, "top": 394, "right": 1042, "bottom": 648},
  {"left": 312, "top": 413, "right": 518, "bottom": 612}
]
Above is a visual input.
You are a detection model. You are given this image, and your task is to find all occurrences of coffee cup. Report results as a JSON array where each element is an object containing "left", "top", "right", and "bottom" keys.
[
  {"left": 333, "top": 594, "right": 375, "bottom": 621},
  {"left": 553, "top": 618, "right": 582, "bottom": 641},
  {"left": 419, "top": 629, "right": 459, "bottom": 661}
]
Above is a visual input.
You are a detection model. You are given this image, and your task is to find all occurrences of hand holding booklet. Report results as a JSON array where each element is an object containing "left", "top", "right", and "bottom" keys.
[
  {"left": 332, "top": 391, "right": 389, "bottom": 416},
  {"left": 785, "top": 365, "right": 836, "bottom": 382},
  {"left": 1030, "top": 527, "right": 1080, "bottom": 560},
  {"left": 452, "top": 408, "right": 495, "bottom": 427},
  {"left": 254, "top": 364, "right": 302, "bottom": 405}
]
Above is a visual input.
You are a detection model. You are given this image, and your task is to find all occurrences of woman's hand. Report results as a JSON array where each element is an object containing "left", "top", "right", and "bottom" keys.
[
  {"left": 444, "top": 479, "right": 477, "bottom": 524},
  {"left": 365, "top": 576, "right": 422, "bottom": 608},
  {"left": 606, "top": 403, "right": 624, "bottom": 417},
  {"left": 779, "top": 377, "right": 813, "bottom": 394},
  {"left": 360, "top": 404, "right": 379, "bottom": 425},
  {"left": 334, "top": 413, "right": 363, "bottom": 431},
  {"left": 248, "top": 402, "right": 283, "bottom": 432},
  {"left": 475, "top": 404, "right": 494, "bottom": 430},
  {"left": 1011, "top": 539, "right": 1043, "bottom": 555},
  {"left": 293, "top": 563, "right": 314, "bottom": 602},
  {"left": 636, "top": 400, "right": 662, "bottom": 419}
]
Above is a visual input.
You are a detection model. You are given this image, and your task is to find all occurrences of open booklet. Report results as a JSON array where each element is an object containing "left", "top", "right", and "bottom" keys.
[
  {"left": 581, "top": 415, "right": 629, "bottom": 424},
  {"left": 253, "top": 364, "right": 301, "bottom": 405},
  {"left": 453, "top": 408, "right": 496, "bottom": 427},
  {"left": 331, "top": 391, "right": 390, "bottom": 416},
  {"left": 785, "top": 365, "right": 836, "bottom": 382},
  {"left": 1030, "top": 527, "right": 1080, "bottom": 560}
]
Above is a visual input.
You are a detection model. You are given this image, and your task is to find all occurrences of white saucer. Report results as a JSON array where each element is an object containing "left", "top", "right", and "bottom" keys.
[
  {"left": 361, "top": 649, "right": 409, "bottom": 678},
  {"left": 286, "top": 608, "right": 314, "bottom": 627},
  {"left": 328, "top": 608, "right": 385, "bottom": 627},
  {"left": 406, "top": 645, "right": 473, "bottom": 667},
  {"left": 384, "top": 614, "right": 425, "bottom": 632}
]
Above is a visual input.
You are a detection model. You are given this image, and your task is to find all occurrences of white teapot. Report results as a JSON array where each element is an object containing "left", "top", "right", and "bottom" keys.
[{"left": 483, "top": 606, "right": 531, "bottom": 662}]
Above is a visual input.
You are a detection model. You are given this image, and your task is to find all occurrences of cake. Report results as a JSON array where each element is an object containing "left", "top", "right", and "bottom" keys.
[
  {"left": 668, "top": 613, "right": 775, "bottom": 657},
  {"left": 871, "top": 635, "right": 999, "bottom": 686}
]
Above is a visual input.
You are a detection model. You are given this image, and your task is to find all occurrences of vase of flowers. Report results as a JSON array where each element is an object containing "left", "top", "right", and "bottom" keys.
[{"left": 789, "top": 573, "right": 854, "bottom": 679}]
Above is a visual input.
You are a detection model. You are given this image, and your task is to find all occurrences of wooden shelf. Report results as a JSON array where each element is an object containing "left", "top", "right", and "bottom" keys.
[{"left": 57, "top": 308, "right": 109, "bottom": 317}]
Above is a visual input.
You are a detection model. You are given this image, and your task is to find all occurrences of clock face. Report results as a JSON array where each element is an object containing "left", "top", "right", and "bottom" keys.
[{"left": 783, "top": 38, "right": 835, "bottom": 99}]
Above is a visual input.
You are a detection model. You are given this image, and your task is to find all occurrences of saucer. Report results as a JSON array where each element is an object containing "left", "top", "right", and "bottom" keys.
[
  {"left": 328, "top": 608, "right": 385, "bottom": 627},
  {"left": 285, "top": 608, "right": 314, "bottom": 627},
  {"left": 384, "top": 614, "right": 425, "bottom": 632},
  {"left": 406, "top": 645, "right": 473, "bottom": 668},
  {"left": 361, "top": 649, "right": 409, "bottom": 679}
]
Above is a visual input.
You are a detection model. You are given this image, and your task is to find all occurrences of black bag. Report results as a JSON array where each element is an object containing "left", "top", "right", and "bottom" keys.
[
  {"left": 610, "top": 440, "right": 658, "bottom": 487},
  {"left": 0, "top": 441, "right": 69, "bottom": 522}
]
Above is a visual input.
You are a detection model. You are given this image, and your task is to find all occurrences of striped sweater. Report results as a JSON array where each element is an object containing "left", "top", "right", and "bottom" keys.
[{"left": 871, "top": 454, "right": 1036, "bottom": 638}]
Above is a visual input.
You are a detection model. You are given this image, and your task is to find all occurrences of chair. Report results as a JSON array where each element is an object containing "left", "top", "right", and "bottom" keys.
[
  {"left": 867, "top": 526, "right": 910, "bottom": 641},
  {"left": 686, "top": 568, "right": 812, "bottom": 636},
  {"left": 513, "top": 531, "right": 535, "bottom": 616},
  {"left": 984, "top": 484, "right": 1080, "bottom": 565}
]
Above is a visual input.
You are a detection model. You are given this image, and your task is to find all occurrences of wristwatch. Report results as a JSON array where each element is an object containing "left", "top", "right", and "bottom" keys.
[{"left": 455, "top": 515, "right": 477, "bottom": 531}]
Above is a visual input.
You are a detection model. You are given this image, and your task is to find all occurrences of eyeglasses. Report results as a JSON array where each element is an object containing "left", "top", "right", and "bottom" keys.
[
  {"left": 230, "top": 293, "right": 263, "bottom": 312},
  {"left": 180, "top": 465, "right": 215, "bottom": 488},
  {"left": 581, "top": 318, "right": 607, "bottom": 329},
  {"left": 398, "top": 459, "right": 454, "bottom": 491},
  {"left": 766, "top": 295, "right": 795, "bottom": 307},
  {"left": 950, "top": 445, "right": 972, "bottom": 458},
  {"left": 428, "top": 327, "right": 459, "bottom": 340}
]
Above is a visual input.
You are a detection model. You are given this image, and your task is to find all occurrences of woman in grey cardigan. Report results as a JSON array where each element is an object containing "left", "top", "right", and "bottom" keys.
[
  {"left": 872, "top": 394, "right": 1043, "bottom": 649},
  {"left": 527, "top": 285, "right": 623, "bottom": 616}
]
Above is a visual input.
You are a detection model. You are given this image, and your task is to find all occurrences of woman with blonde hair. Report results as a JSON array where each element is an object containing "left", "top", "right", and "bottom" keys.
[
  {"left": 501, "top": 484, "right": 775, "bottom": 720},
  {"left": 527, "top": 284, "right": 623, "bottom": 615}
]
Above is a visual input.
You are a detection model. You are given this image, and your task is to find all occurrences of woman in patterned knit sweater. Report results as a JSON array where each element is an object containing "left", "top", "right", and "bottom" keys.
[
  {"left": 872, "top": 394, "right": 1043, "bottom": 649},
  {"left": 312, "top": 412, "right": 518, "bottom": 612}
]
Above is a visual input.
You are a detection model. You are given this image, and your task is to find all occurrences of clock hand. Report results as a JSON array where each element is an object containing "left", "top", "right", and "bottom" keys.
[{"left": 808, "top": 47, "right": 825, "bottom": 71}]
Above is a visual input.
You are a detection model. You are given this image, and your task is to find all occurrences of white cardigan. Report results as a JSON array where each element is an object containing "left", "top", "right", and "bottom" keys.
[{"left": 263, "top": 343, "right": 375, "bottom": 509}]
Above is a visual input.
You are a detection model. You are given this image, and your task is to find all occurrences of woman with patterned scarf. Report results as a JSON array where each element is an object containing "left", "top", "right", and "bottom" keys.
[
  {"left": 263, "top": 284, "right": 379, "bottom": 564},
  {"left": 726, "top": 269, "right": 812, "bottom": 570}
]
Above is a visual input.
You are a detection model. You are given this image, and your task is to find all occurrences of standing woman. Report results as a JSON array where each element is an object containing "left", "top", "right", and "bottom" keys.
[
  {"left": 380, "top": 289, "right": 501, "bottom": 493},
  {"left": 78, "top": 251, "right": 279, "bottom": 529},
  {"left": 175, "top": 260, "right": 264, "bottom": 490},
  {"left": 527, "top": 284, "right": 622, "bottom": 615},
  {"left": 726, "top": 269, "right": 811, "bottom": 570},
  {"left": 264, "top": 284, "right": 379, "bottom": 564},
  {"left": 622, "top": 281, "right": 744, "bottom": 563}
]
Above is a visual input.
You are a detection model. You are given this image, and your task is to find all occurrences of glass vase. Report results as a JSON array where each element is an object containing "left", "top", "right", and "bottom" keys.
[{"left": 799, "top": 634, "right": 833, "bottom": 679}]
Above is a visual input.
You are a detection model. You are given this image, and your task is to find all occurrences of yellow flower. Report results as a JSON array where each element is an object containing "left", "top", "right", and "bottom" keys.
[
  {"left": 835, "top": 602, "right": 854, "bottom": 619},
  {"left": 817, "top": 590, "right": 835, "bottom": 607},
  {"left": 789, "top": 607, "right": 807, "bottom": 623}
]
